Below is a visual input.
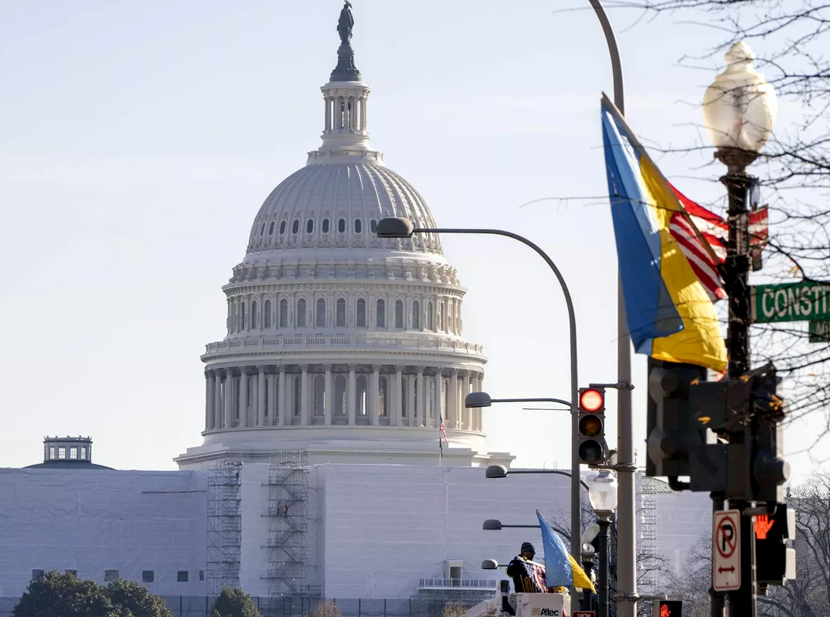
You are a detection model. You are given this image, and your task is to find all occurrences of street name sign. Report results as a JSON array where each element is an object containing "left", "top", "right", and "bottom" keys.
[
  {"left": 573, "top": 612, "right": 596, "bottom": 617},
  {"left": 752, "top": 281, "right": 830, "bottom": 323},
  {"left": 809, "top": 320, "right": 830, "bottom": 343},
  {"left": 713, "top": 509, "right": 741, "bottom": 591}
]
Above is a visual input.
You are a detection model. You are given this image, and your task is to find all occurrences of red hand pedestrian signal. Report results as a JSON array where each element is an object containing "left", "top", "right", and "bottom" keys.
[
  {"left": 660, "top": 605, "right": 671, "bottom": 617},
  {"left": 755, "top": 515, "right": 775, "bottom": 540}
]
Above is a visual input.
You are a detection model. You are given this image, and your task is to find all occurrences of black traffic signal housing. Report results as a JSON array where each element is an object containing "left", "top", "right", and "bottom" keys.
[
  {"left": 688, "top": 363, "right": 788, "bottom": 501},
  {"left": 755, "top": 504, "right": 796, "bottom": 585},
  {"left": 646, "top": 360, "right": 707, "bottom": 478},
  {"left": 577, "top": 386, "right": 607, "bottom": 464},
  {"left": 653, "top": 600, "right": 682, "bottom": 617}
]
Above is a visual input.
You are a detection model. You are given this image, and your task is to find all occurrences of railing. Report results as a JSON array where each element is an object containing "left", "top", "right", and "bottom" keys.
[
  {"left": 418, "top": 579, "right": 498, "bottom": 590},
  {"left": 204, "top": 335, "right": 485, "bottom": 357}
]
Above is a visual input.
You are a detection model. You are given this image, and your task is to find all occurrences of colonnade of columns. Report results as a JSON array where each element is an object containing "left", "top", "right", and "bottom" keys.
[
  {"left": 204, "top": 365, "right": 484, "bottom": 434},
  {"left": 323, "top": 93, "right": 368, "bottom": 133}
]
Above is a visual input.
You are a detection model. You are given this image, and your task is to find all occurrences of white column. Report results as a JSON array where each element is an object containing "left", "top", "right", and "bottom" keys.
[
  {"left": 370, "top": 365, "right": 380, "bottom": 425},
  {"left": 406, "top": 374, "right": 415, "bottom": 426},
  {"left": 301, "top": 365, "right": 310, "bottom": 425},
  {"left": 257, "top": 367, "right": 266, "bottom": 427},
  {"left": 223, "top": 370, "right": 233, "bottom": 429},
  {"left": 205, "top": 371, "right": 214, "bottom": 431},
  {"left": 267, "top": 371, "right": 277, "bottom": 426},
  {"left": 239, "top": 369, "right": 249, "bottom": 428},
  {"left": 324, "top": 96, "right": 330, "bottom": 131},
  {"left": 416, "top": 367, "right": 426, "bottom": 427},
  {"left": 475, "top": 373, "right": 483, "bottom": 430},
  {"left": 394, "top": 368, "right": 403, "bottom": 427},
  {"left": 362, "top": 95, "right": 368, "bottom": 130},
  {"left": 347, "top": 364, "right": 357, "bottom": 425},
  {"left": 278, "top": 366, "right": 287, "bottom": 426},
  {"left": 448, "top": 369, "right": 458, "bottom": 429},
  {"left": 324, "top": 365, "right": 333, "bottom": 425},
  {"left": 213, "top": 372, "right": 222, "bottom": 429},
  {"left": 462, "top": 372, "right": 471, "bottom": 430}
]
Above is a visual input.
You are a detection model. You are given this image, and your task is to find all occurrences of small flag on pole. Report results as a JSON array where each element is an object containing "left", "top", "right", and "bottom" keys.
[{"left": 439, "top": 413, "right": 449, "bottom": 447}]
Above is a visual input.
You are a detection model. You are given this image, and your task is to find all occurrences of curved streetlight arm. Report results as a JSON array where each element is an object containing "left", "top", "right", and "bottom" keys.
[
  {"left": 412, "top": 225, "right": 581, "bottom": 562},
  {"left": 506, "top": 469, "right": 590, "bottom": 492},
  {"left": 491, "top": 397, "right": 572, "bottom": 408},
  {"left": 588, "top": 0, "right": 624, "bottom": 114}
]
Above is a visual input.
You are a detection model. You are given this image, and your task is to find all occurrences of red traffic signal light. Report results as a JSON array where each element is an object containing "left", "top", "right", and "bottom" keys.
[
  {"left": 578, "top": 386, "right": 607, "bottom": 464},
  {"left": 579, "top": 388, "right": 604, "bottom": 412}
]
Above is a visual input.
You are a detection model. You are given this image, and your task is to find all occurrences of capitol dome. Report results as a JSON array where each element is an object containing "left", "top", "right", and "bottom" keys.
[{"left": 175, "top": 4, "right": 505, "bottom": 470}]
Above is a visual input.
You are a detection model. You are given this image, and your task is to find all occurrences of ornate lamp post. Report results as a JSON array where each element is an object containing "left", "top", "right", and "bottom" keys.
[
  {"left": 589, "top": 470, "right": 618, "bottom": 617},
  {"left": 703, "top": 41, "right": 777, "bottom": 617}
]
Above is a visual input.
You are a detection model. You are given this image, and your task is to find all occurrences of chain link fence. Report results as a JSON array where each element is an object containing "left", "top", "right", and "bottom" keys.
[{"left": 0, "top": 595, "right": 481, "bottom": 617}]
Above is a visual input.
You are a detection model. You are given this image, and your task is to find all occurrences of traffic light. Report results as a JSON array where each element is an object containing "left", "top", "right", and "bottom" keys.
[
  {"left": 755, "top": 504, "right": 796, "bottom": 585},
  {"left": 646, "top": 360, "right": 706, "bottom": 478},
  {"left": 578, "top": 386, "right": 607, "bottom": 464},
  {"left": 750, "top": 364, "right": 789, "bottom": 503},
  {"left": 653, "top": 600, "right": 682, "bottom": 617}
]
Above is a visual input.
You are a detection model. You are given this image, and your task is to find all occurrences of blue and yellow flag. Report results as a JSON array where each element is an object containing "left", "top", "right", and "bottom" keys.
[
  {"left": 535, "top": 510, "right": 595, "bottom": 592},
  {"left": 601, "top": 95, "right": 727, "bottom": 373}
]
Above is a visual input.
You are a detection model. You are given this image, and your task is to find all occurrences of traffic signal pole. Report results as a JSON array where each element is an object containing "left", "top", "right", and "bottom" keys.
[{"left": 718, "top": 147, "right": 760, "bottom": 617}]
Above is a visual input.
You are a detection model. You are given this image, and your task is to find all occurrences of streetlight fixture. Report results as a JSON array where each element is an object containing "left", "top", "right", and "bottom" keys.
[
  {"left": 378, "top": 217, "right": 583, "bottom": 565},
  {"left": 588, "top": 471, "right": 618, "bottom": 617},
  {"left": 703, "top": 41, "right": 777, "bottom": 617}
]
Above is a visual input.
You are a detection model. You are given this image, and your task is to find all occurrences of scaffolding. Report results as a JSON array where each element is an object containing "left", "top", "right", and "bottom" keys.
[
  {"left": 639, "top": 475, "right": 670, "bottom": 594},
  {"left": 207, "top": 459, "right": 242, "bottom": 596},
  {"left": 264, "top": 451, "right": 319, "bottom": 600}
]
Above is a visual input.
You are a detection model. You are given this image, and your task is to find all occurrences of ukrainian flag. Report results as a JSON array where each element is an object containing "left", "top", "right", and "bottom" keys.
[
  {"left": 601, "top": 95, "right": 727, "bottom": 373},
  {"left": 536, "top": 510, "right": 595, "bottom": 592}
]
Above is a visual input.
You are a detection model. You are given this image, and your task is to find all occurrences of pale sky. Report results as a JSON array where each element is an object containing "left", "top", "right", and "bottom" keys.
[{"left": 1, "top": 1, "right": 824, "bottom": 481}]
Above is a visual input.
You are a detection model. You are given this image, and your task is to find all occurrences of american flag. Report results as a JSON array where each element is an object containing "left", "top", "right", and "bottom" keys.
[{"left": 668, "top": 183, "right": 768, "bottom": 302}]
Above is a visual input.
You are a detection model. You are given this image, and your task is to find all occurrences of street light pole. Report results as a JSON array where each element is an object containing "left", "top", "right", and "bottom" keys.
[
  {"left": 587, "top": 4, "right": 637, "bottom": 616},
  {"left": 703, "top": 41, "right": 778, "bottom": 617},
  {"left": 377, "top": 220, "right": 582, "bottom": 565}
]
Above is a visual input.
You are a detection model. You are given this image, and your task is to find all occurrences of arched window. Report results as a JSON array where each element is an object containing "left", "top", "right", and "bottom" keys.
[
  {"left": 356, "top": 375, "right": 368, "bottom": 416},
  {"left": 438, "top": 303, "right": 443, "bottom": 331},
  {"left": 427, "top": 301, "right": 434, "bottom": 330},
  {"left": 265, "top": 300, "right": 272, "bottom": 328},
  {"left": 356, "top": 299, "right": 367, "bottom": 328},
  {"left": 316, "top": 298, "right": 326, "bottom": 327},
  {"left": 395, "top": 300, "right": 403, "bottom": 329},
  {"left": 227, "top": 301, "right": 233, "bottom": 333},
  {"left": 336, "top": 298, "right": 346, "bottom": 327},
  {"left": 354, "top": 219, "right": 362, "bottom": 233},
  {"left": 261, "top": 223, "right": 266, "bottom": 236},
  {"left": 292, "top": 220, "right": 299, "bottom": 234},
  {"left": 401, "top": 378, "right": 408, "bottom": 418},
  {"left": 297, "top": 299, "right": 307, "bottom": 327},
  {"left": 412, "top": 300, "right": 420, "bottom": 329},
  {"left": 322, "top": 219, "right": 330, "bottom": 233},
  {"left": 447, "top": 302, "right": 453, "bottom": 333},
  {"left": 251, "top": 301, "right": 258, "bottom": 329},
  {"left": 314, "top": 375, "right": 325, "bottom": 417},
  {"left": 241, "top": 302, "right": 247, "bottom": 330},
  {"left": 279, "top": 299, "right": 288, "bottom": 328},
  {"left": 280, "top": 221, "right": 286, "bottom": 235},
  {"left": 376, "top": 299, "right": 386, "bottom": 328},
  {"left": 338, "top": 218, "right": 346, "bottom": 233},
  {"left": 378, "top": 376, "right": 388, "bottom": 417},
  {"left": 269, "top": 222, "right": 275, "bottom": 236},
  {"left": 335, "top": 375, "right": 347, "bottom": 417},
  {"left": 370, "top": 219, "right": 377, "bottom": 233},
  {"left": 307, "top": 219, "right": 314, "bottom": 233},
  {"left": 293, "top": 376, "right": 302, "bottom": 417}
]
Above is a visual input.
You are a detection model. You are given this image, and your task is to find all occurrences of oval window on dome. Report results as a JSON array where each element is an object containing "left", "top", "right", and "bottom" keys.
[
  {"left": 322, "top": 219, "right": 330, "bottom": 233},
  {"left": 370, "top": 220, "right": 377, "bottom": 233},
  {"left": 292, "top": 220, "right": 299, "bottom": 234},
  {"left": 354, "top": 219, "right": 362, "bottom": 233},
  {"left": 279, "top": 221, "right": 286, "bottom": 235},
  {"left": 338, "top": 218, "right": 346, "bottom": 233},
  {"left": 307, "top": 219, "right": 314, "bottom": 233},
  {"left": 268, "top": 222, "right": 275, "bottom": 236}
]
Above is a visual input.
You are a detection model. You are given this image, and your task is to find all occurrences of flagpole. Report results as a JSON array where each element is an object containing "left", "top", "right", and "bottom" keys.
[{"left": 589, "top": 4, "right": 638, "bottom": 617}]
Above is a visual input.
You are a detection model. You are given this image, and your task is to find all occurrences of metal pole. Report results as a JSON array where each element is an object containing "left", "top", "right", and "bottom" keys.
[
  {"left": 717, "top": 148, "right": 758, "bottom": 617},
  {"left": 587, "top": 4, "right": 637, "bottom": 616},
  {"left": 581, "top": 552, "right": 596, "bottom": 612},
  {"left": 711, "top": 492, "right": 727, "bottom": 617},
  {"left": 414, "top": 227, "right": 581, "bottom": 562},
  {"left": 597, "top": 514, "right": 612, "bottom": 617}
]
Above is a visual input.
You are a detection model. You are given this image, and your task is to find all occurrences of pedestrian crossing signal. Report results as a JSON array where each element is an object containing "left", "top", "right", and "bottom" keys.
[{"left": 658, "top": 600, "right": 682, "bottom": 616}]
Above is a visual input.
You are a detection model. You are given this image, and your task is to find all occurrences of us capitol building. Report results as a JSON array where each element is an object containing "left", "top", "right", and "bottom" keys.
[{"left": 0, "top": 4, "right": 711, "bottom": 611}]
